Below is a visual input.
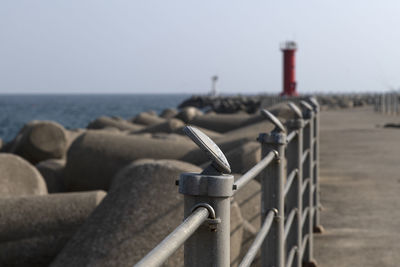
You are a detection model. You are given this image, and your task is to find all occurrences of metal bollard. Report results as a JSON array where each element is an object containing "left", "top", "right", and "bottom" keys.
[
  {"left": 179, "top": 126, "right": 234, "bottom": 267},
  {"left": 287, "top": 102, "right": 305, "bottom": 267},
  {"left": 300, "top": 101, "right": 316, "bottom": 267},
  {"left": 258, "top": 110, "right": 286, "bottom": 267}
]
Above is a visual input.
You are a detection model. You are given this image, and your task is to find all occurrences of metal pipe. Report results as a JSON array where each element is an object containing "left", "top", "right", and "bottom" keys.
[
  {"left": 284, "top": 169, "right": 298, "bottom": 197},
  {"left": 284, "top": 208, "right": 297, "bottom": 241},
  {"left": 258, "top": 128, "right": 286, "bottom": 267},
  {"left": 238, "top": 210, "right": 275, "bottom": 267},
  {"left": 301, "top": 178, "right": 310, "bottom": 196},
  {"left": 301, "top": 207, "right": 310, "bottom": 228},
  {"left": 285, "top": 246, "right": 298, "bottom": 267},
  {"left": 134, "top": 207, "right": 209, "bottom": 267},
  {"left": 302, "top": 149, "right": 310, "bottom": 165},
  {"left": 286, "top": 130, "right": 297, "bottom": 144},
  {"left": 233, "top": 151, "right": 276, "bottom": 193}
]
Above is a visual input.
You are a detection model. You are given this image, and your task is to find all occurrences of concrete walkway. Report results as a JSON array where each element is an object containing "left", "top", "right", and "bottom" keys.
[{"left": 314, "top": 107, "right": 400, "bottom": 266}]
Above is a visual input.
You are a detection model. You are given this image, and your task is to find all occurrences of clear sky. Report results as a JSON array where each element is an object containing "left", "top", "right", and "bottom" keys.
[{"left": 1, "top": 1, "right": 399, "bottom": 94}]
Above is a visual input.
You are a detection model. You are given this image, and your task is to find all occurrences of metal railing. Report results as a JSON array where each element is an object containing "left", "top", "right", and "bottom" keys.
[
  {"left": 375, "top": 92, "right": 400, "bottom": 115},
  {"left": 135, "top": 98, "right": 322, "bottom": 267}
]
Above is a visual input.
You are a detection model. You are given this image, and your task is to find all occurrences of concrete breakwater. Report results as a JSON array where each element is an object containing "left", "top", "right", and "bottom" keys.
[{"left": 0, "top": 94, "right": 376, "bottom": 266}]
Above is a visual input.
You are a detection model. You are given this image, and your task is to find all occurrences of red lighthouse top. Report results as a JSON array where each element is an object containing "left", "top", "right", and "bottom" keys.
[{"left": 280, "top": 41, "right": 299, "bottom": 96}]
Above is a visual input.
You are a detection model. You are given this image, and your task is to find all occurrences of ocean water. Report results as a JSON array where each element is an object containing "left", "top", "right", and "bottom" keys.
[{"left": 0, "top": 94, "right": 189, "bottom": 142}]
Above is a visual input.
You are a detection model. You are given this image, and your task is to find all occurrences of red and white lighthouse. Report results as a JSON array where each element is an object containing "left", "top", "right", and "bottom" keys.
[{"left": 280, "top": 41, "right": 299, "bottom": 96}]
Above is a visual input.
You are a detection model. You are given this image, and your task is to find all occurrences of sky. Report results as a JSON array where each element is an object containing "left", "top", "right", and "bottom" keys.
[{"left": 0, "top": 1, "right": 400, "bottom": 94}]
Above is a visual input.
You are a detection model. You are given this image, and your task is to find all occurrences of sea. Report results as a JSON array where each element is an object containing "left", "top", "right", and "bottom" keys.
[{"left": 0, "top": 94, "right": 190, "bottom": 142}]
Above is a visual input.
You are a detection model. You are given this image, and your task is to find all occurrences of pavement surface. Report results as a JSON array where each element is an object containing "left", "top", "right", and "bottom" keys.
[{"left": 314, "top": 107, "right": 400, "bottom": 267}]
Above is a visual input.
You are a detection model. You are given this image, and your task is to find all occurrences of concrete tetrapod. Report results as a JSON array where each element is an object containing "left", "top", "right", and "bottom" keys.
[
  {"left": 134, "top": 118, "right": 185, "bottom": 134},
  {"left": 63, "top": 131, "right": 203, "bottom": 191},
  {"left": 8, "top": 121, "right": 68, "bottom": 164},
  {"left": 160, "top": 108, "right": 179, "bottom": 119},
  {"left": 224, "top": 141, "right": 261, "bottom": 174},
  {"left": 36, "top": 159, "right": 66, "bottom": 193},
  {"left": 174, "top": 106, "right": 203, "bottom": 123},
  {"left": 0, "top": 191, "right": 106, "bottom": 267},
  {"left": 51, "top": 159, "right": 244, "bottom": 267},
  {"left": 87, "top": 116, "right": 144, "bottom": 132},
  {"left": 0, "top": 153, "right": 47, "bottom": 196},
  {"left": 131, "top": 112, "right": 166, "bottom": 126}
]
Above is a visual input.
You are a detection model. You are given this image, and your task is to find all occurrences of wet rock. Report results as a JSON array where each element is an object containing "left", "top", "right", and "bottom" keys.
[
  {"left": 0, "top": 153, "right": 47, "bottom": 196},
  {"left": 0, "top": 191, "right": 106, "bottom": 267}
]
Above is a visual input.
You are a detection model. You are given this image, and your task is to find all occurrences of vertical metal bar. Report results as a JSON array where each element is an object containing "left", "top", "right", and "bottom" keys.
[
  {"left": 286, "top": 118, "right": 304, "bottom": 267},
  {"left": 179, "top": 172, "right": 234, "bottom": 267},
  {"left": 258, "top": 130, "right": 286, "bottom": 267},
  {"left": 302, "top": 110, "right": 316, "bottom": 266}
]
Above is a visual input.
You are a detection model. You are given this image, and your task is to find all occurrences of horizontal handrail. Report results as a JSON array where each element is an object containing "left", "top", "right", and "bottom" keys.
[
  {"left": 238, "top": 210, "right": 275, "bottom": 267},
  {"left": 285, "top": 246, "right": 298, "bottom": 267},
  {"left": 134, "top": 207, "right": 209, "bottom": 267},
  {"left": 299, "top": 234, "right": 310, "bottom": 259},
  {"left": 233, "top": 150, "right": 276, "bottom": 193},
  {"left": 284, "top": 208, "right": 297, "bottom": 241},
  {"left": 302, "top": 149, "right": 310, "bottom": 165},
  {"left": 301, "top": 178, "right": 311, "bottom": 196},
  {"left": 286, "top": 130, "right": 297, "bottom": 144},
  {"left": 284, "top": 169, "right": 298, "bottom": 197},
  {"left": 301, "top": 207, "right": 310, "bottom": 228}
]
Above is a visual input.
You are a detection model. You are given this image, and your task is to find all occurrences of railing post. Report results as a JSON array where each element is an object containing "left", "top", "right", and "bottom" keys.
[
  {"left": 308, "top": 98, "right": 323, "bottom": 234},
  {"left": 286, "top": 103, "right": 305, "bottom": 267},
  {"left": 300, "top": 101, "right": 317, "bottom": 267},
  {"left": 179, "top": 173, "right": 233, "bottom": 267},
  {"left": 179, "top": 126, "right": 234, "bottom": 267},
  {"left": 258, "top": 110, "right": 286, "bottom": 267}
]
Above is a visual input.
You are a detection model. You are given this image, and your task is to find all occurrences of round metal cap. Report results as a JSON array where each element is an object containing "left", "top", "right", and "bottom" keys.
[
  {"left": 183, "top": 126, "right": 231, "bottom": 174},
  {"left": 287, "top": 102, "right": 303, "bottom": 119},
  {"left": 300, "top": 100, "right": 313, "bottom": 111},
  {"left": 308, "top": 97, "right": 319, "bottom": 109},
  {"left": 260, "top": 109, "right": 286, "bottom": 132}
]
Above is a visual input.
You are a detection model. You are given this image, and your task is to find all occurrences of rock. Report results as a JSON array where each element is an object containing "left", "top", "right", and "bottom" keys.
[
  {"left": 131, "top": 112, "right": 166, "bottom": 126},
  {"left": 0, "top": 138, "right": 2, "bottom": 150},
  {"left": 0, "top": 153, "right": 47, "bottom": 196},
  {"left": 175, "top": 106, "right": 203, "bottom": 123},
  {"left": 87, "top": 116, "right": 143, "bottom": 131},
  {"left": 0, "top": 191, "right": 106, "bottom": 267},
  {"left": 160, "top": 108, "right": 179, "bottom": 119},
  {"left": 135, "top": 118, "right": 185, "bottom": 134},
  {"left": 63, "top": 131, "right": 202, "bottom": 191},
  {"left": 36, "top": 159, "right": 66, "bottom": 193},
  {"left": 225, "top": 141, "right": 261, "bottom": 174},
  {"left": 9, "top": 121, "right": 68, "bottom": 164},
  {"left": 51, "top": 160, "right": 243, "bottom": 267}
]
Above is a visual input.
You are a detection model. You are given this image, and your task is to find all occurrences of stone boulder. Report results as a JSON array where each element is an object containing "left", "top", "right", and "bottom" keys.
[
  {"left": 0, "top": 191, "right": 106, "bottom": 267},
  {"left": 8, "top": 121, "right": 68, "bottom": 164},
  {"left": 87, "top": 116, "right": 143, "bottom": 132},
  {"left": 36, "top": 159, "right": 66, "bottom": 193},
  {"left": 0, "top": 153, "right": 47, "bottom": 196},
  {"left": 51, "top": 159, "right": 243, "bottom": 267}
]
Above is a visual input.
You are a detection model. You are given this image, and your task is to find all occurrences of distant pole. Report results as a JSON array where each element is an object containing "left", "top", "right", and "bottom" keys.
[
  {"left": 211, "top": 75, "right": 218, "bottom": 97},
  {"left": 280, "top": 41, "right": 299, "bottom": 96}
]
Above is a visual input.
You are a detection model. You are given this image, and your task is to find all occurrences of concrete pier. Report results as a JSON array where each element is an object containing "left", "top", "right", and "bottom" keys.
[{"left": 315, "top": 106, "right": 400, "bottom": 266}]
